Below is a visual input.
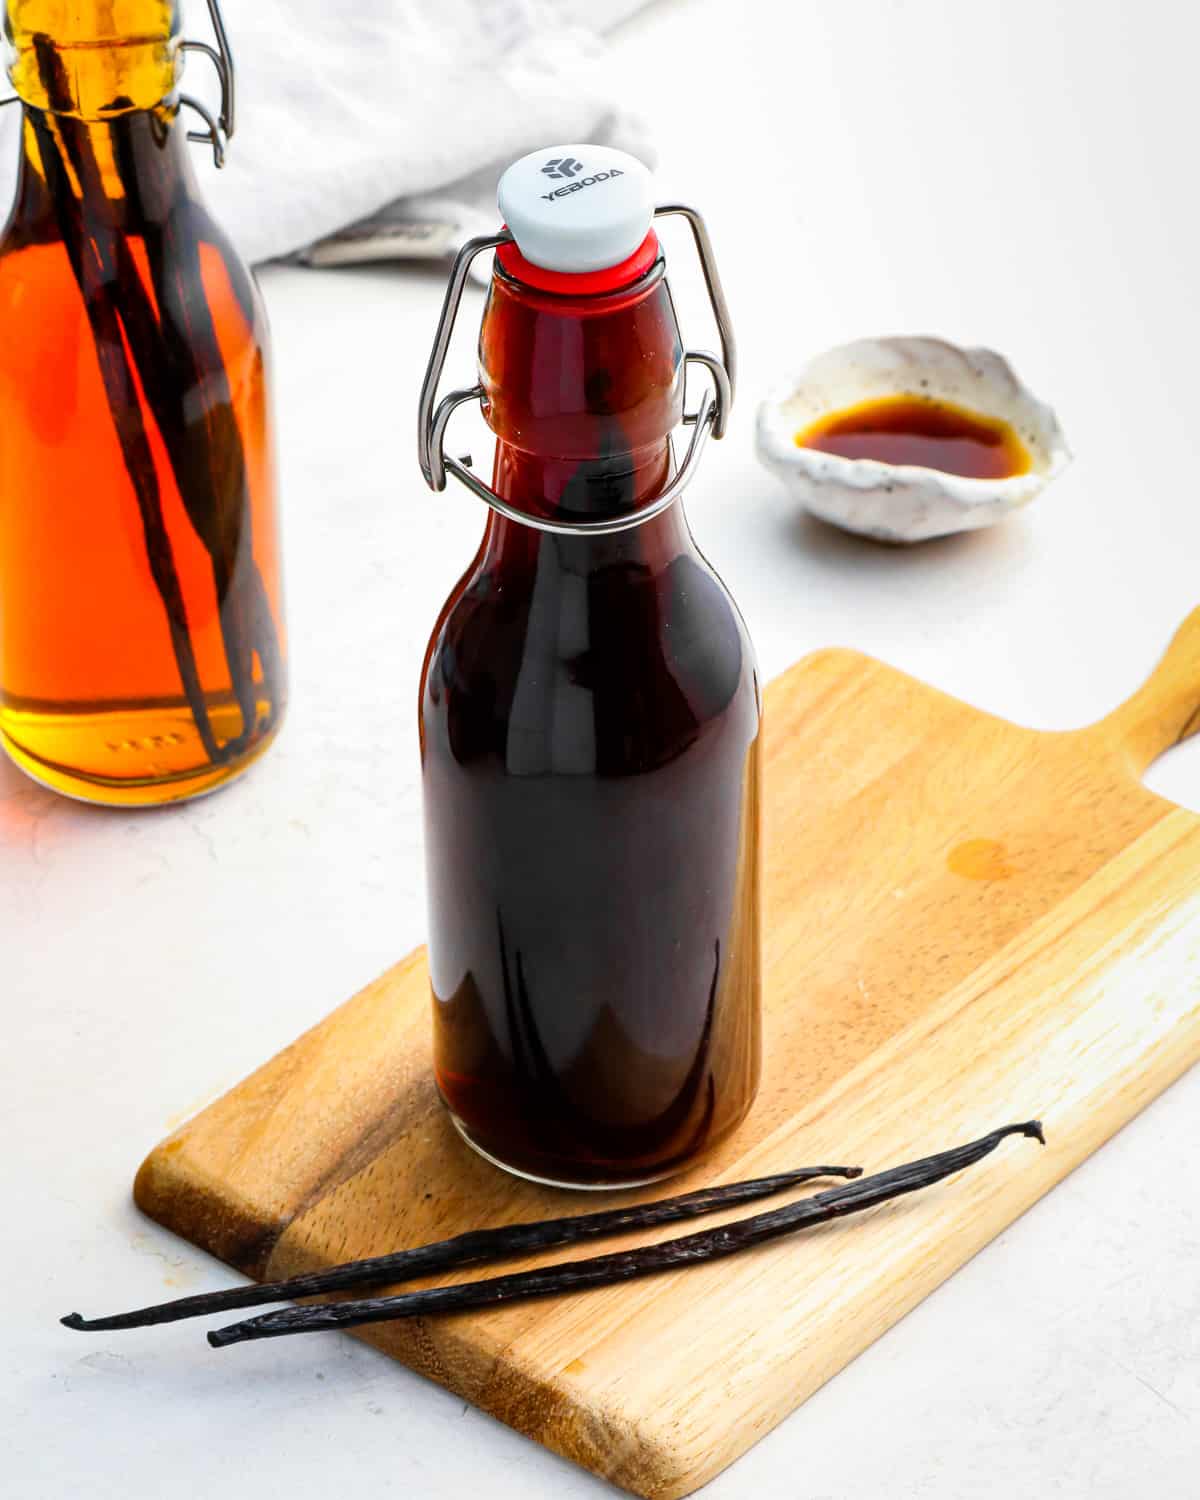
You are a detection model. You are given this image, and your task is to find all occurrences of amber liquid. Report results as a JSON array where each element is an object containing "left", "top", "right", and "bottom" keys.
[
  {"left": 420, "top": 258, "right": 762, "bottom": 1187},
  {"left": 797, "top": 394, "right": 1031, "bottom": 479},
  {"left": 0, "top": 103, "right": 286, "bottom": 804}
]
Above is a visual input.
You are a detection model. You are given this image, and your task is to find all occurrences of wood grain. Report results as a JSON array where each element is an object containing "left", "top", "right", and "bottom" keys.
[{"left": 135, "top": 609, "right": 1200, "bottom": 1498}]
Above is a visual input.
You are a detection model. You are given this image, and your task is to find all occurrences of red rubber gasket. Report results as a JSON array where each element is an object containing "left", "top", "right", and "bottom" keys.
[{"left": 496, "top": 229, "right": 660, "bottom": 295}]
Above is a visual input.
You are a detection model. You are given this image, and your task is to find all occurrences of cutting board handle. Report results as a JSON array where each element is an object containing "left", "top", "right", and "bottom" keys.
[{"left": 1098, "top": 606, "right": 1200, "bottom": 775}]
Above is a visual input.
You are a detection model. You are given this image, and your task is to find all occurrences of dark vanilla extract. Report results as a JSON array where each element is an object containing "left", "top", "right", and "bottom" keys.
[
  {"left": 796, "top": 394, "right": 1031, "bottom": 479},
  {"left": 420, "top": 251, "right": 761, "bottom": 1187}
]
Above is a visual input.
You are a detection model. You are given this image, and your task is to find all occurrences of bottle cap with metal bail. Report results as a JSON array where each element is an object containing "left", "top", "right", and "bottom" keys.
[
  {"left": 496, "top": 144, "right": 656, "bottom": 288},
  {"left": 418, "top": 144, "right": 737, "bottom": 537}
]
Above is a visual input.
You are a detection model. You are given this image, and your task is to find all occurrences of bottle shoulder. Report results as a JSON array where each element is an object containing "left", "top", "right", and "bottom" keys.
[
  {"left": 0, "top": 201, "right": 269, "bottom": 381},
  {"left": 422, "top": 539, "right": 759, "bottom": 776},
  {"left": 0, "top": 124, "right": 267, "bottom": 358}
]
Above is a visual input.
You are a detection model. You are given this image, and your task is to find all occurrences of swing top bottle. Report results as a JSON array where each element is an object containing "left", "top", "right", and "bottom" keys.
[{"left": 0, "top": 0, "right": 286, "bottom": 804}]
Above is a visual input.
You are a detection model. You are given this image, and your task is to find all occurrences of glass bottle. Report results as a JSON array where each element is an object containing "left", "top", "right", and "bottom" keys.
[
  {"left": 0, "top": 0, "right": 286, "bottom": 805},
  {"left": 418, "top": 148, "right": 761, "bottom": 1188}
]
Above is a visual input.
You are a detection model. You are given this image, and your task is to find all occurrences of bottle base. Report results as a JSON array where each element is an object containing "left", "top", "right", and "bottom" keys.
[
  {"left": 0, "top": 700, "right": 284, "bottom": 807},
  {"left": 446, "top": 1110, "right": 688, "bottom": 1193}
]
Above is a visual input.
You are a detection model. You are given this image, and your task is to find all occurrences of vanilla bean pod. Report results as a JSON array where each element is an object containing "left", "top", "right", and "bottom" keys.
[
  {"left": 110, "top": 119, "right": 283, "bottom": 744},
  {"left": 209, "top": 1122, "right": 1044, "bottom": 1349},
  {"left": 62, "top": 1163, "right": 860, "bottom": 1333}
]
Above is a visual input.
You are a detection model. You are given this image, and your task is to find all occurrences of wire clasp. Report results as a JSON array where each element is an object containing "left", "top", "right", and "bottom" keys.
[{"left": 180, "top": 0, "right": 236, "bottom": 168}]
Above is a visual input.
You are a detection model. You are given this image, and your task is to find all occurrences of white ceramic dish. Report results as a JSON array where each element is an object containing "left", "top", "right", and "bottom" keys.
[{"left": 756, "top": 336, "right": 1071, "bottom": 544}]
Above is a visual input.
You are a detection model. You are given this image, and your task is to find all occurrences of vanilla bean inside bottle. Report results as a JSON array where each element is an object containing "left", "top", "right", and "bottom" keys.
[{"left": 420, "top": 150, "right": 761, "bottom": 1187}]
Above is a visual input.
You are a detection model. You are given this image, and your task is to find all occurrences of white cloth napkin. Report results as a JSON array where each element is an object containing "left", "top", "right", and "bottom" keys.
[{"left": 0, "top": 0, "right": 652, "bottom": 268}]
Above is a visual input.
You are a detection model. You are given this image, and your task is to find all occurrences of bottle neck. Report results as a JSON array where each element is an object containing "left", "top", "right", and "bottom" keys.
[
  {"left": 478, "top": 257, "right": 688, "bottom": 563},
  {"left": 492, "top": 440, "right": 673, "bottom": 521},
  {"left": 5, "top": 0, "right": 181, "bottom": 118},
  {"left": 4, "top": 3, "right": 193, "bottom": 237},
  {"left": 485, "top": 439, "right": 692, "bottom": 570}
]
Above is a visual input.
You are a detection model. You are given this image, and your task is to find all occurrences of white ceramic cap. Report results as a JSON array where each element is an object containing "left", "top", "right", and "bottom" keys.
[{"left": 497, "top": 144, "right": 655, "bottom": 274}]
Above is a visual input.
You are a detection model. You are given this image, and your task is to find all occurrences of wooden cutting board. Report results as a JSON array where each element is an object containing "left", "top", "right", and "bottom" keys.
[{"left": 136, "top": 609, "right": 1200, "bottom": 1499}]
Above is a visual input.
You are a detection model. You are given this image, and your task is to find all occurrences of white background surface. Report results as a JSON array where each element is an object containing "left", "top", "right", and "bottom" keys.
[{"left": 3, "top": 1, "right": 1198, "bottom": 1495}]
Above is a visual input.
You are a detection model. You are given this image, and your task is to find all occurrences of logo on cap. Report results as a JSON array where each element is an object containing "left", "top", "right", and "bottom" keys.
[{"left": 541, "top": 156, "right": 583, "bottom": 180}]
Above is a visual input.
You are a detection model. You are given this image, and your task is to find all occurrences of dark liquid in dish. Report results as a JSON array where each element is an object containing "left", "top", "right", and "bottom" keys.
[
  {"left": 419, "top": 257, "right": 762, "bottom": 1187},
  {"left": 796, "top": 395, "right": 1031, "bottom": 480}
]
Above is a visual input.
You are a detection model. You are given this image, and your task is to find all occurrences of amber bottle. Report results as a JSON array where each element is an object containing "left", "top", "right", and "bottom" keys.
[
  {"left": 0, "top": 0, "right": 286, "bottom": 804},
  {"left": 419, "top": 147, "right": 761, "bottom": 1188}
]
